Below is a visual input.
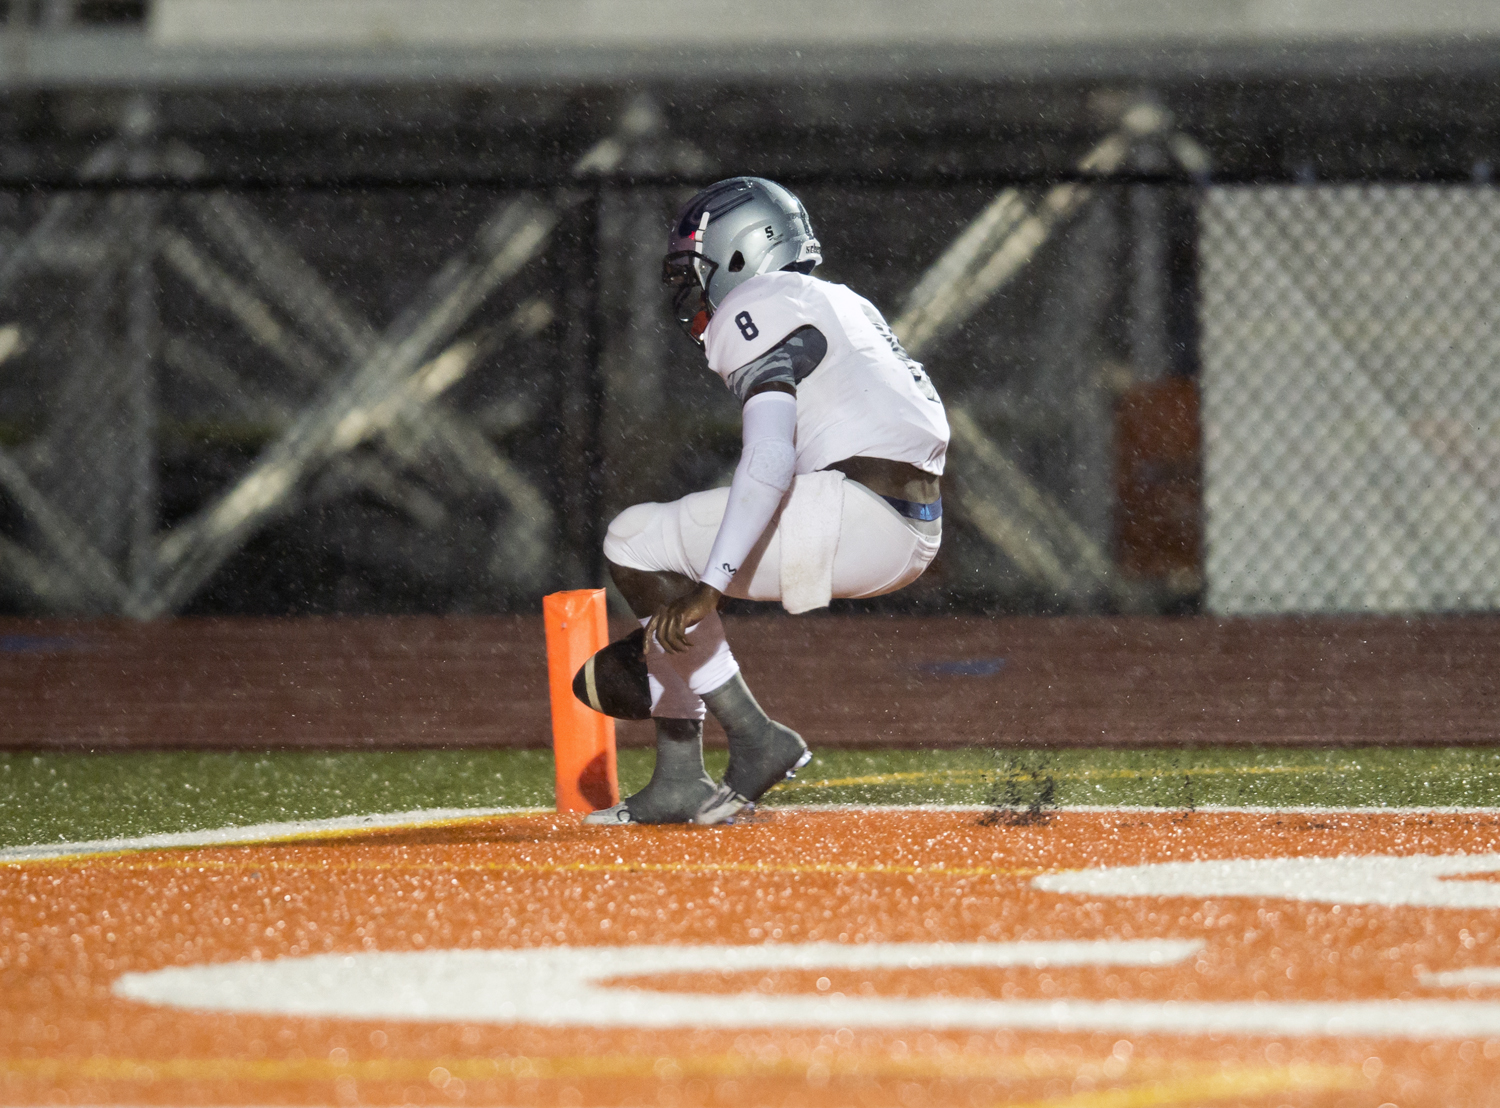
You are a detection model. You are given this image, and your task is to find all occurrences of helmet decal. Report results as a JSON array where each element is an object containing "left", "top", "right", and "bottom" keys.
[{"left": 675, "top": 179, "right": 756, "bottom": 237}]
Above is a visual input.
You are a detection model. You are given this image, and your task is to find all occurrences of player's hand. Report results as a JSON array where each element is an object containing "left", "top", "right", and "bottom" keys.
[{"left": 647, "top": 583, "right": 723, "bottom": 654}]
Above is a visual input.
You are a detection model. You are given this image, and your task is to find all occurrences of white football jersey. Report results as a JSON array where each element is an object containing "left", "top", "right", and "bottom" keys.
[{"left": 703, "top": 272, "right": 949, "bottom": 476}]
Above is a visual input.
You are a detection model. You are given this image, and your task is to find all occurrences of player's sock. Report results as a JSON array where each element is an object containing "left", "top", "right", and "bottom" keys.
[
  {"left": 651, "top": 610, "right": 808, "bottom": 821},
  {"left": 696, "top": 672, "right": 809, "bottom": 823},
  {"left": 592, "top": 717, "right": 715, "bottom": 824},
  {"left": 660, "top": 609, "right": 740, "bottom": 697},
  {"left": 644, "top": 635, "right": 706, "bottom": 720}
]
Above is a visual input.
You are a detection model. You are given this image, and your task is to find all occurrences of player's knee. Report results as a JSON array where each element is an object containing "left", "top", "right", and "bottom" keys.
[
  {"left": 608, "top": 562, "right": 698, "bottom": 618},
  {"left": 602, "top": 502, "right": 659, "bottom": 568}
]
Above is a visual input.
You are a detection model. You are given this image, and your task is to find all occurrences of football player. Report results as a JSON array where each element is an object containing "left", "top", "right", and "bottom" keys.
[{"left": 582, "top": 177, "right": 949, "bottom": 826}]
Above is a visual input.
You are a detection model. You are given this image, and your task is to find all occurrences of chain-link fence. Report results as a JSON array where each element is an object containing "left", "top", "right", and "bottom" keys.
[{"left": 1200, "top": 185, "right": 1500, "bottom": 614}]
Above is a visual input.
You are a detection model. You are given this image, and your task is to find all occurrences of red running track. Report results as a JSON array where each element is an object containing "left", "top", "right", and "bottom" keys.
[{"left": 0, "top": 614, "right": 1495, "bottom": 750}]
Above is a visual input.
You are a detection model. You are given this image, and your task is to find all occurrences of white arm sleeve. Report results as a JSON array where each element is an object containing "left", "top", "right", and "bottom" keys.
[{"left": 700, "top": 390, "right": 797, "bottom": 592}]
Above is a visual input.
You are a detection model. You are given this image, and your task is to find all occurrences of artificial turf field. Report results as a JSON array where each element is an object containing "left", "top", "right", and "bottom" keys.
[{"left": 5, "top": 746, "right": 1500, "bottom": 1107}]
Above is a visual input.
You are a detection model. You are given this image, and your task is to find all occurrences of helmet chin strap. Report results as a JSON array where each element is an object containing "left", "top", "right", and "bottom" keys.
[{"left": 690, "top": 308, "right": 710, "bottom": 342}]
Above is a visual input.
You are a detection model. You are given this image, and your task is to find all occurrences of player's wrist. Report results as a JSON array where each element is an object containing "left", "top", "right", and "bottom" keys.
[{"left": 699, "top": 566, "right": 734, "bottom": 593}]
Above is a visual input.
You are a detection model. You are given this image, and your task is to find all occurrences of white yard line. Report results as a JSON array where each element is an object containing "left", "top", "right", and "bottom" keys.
[{"left": 0, "top": 807, "right": 548, "bottom": 864}]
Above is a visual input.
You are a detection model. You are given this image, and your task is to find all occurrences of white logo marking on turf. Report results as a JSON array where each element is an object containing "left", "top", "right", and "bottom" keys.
[
  {"left": 116, "top": 939, "right": 1196, "bottom": 1028},
  {"left": 1033, "top": 853, "right": 1500, "bottom": 910},
  {"left": 113, "top": 936, "right": 1500, "bottom": 1038}
]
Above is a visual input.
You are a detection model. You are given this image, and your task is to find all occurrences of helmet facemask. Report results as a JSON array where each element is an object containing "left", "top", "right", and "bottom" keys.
[{"left": 662, "top": 249, "right": 717, "bottom": 344}]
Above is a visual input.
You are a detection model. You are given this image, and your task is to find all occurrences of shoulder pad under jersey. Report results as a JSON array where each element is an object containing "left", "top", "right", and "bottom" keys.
[{"left": 704, "top": 272, "right": 821, "bottom": 381}]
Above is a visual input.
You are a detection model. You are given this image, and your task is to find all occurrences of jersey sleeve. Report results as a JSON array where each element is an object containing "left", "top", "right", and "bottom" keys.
[
  {"left": 703, "top": 275, "right": 821, "bottom": 384},
  {"left": 722, "top": 325, "right": 828, "bottom": 403}
]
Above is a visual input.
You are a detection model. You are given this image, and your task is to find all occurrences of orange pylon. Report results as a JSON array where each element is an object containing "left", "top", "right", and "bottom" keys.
[{"left": 542, "top": 589, "right": 620, "bottom": 813}]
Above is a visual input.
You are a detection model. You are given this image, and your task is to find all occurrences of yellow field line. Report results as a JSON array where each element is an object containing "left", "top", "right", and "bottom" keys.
[
  {"left": 1003, "top": 1063, "right": 1363, "bottom": 1108},
  {"left": 0, "top": 1055, "right": 1359, "bottom": 1089},
  {"left": 77, "top": 856, "right": 1044, "bottom": 880},
  {"left": 784, "top": 762, "right": 1395, "bottom": 791}
]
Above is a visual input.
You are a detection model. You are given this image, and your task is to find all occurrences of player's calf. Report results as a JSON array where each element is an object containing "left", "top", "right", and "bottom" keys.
[{"left": 694, "top": 673, "right": 810, "bottom": 826}]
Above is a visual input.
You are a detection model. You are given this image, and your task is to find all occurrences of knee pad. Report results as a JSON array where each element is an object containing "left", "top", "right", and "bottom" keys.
[
  {"left": 603, "top": 502, "right": 662, "bottom": 568},
  {"left": 573, "top": 629, "right": 652, "bottom": 720}
]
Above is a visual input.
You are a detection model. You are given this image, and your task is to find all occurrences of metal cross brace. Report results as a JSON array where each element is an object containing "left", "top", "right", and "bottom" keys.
[
  {"left": 136, "top": 197, "right": 558, "bottom": 617},
  {"left": 0, "top": 103, "right": 648, "bottom": 615},
  {"left": 0, "top": 111, "right": 161, "bottom": 611},
  {"left": 132, "top": 113, "right": 648, "bottom": 616},
  {"left": 155, "top": 224, "right": 553, "bottom": 545},
  {"left": 172, "top": 191, "right": 556, "bottom": 568}
]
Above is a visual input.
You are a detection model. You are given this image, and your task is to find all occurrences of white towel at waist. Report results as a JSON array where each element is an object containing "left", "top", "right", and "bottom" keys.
[{"left": 779, "top": 470, "right": 845, "bottom": 614}]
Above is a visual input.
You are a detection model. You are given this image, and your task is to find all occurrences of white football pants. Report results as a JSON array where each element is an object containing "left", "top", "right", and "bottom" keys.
[{"left": 603, "top": 475, "right": 940, "bottom": 604}]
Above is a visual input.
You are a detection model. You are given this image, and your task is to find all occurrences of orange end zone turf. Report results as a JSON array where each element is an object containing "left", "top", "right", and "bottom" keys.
[
  {"left": 543, "top": 589, "right": 619, "bottom": 813},
  {"left": 5, "top": 807, "right": 1500, "bottom": 1107}
]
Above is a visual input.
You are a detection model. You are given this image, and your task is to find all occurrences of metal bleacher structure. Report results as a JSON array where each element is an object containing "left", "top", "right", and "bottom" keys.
[{"left": 0, "top": 1, "right": 1497, "bottom": 619}]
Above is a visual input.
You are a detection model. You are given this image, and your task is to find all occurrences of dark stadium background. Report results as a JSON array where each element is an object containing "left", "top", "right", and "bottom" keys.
[{"left": 1, "top": 4, "right": 1496, "bottom": 620}]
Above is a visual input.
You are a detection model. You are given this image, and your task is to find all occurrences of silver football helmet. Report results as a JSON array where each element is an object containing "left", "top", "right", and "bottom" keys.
[{"left": 662, "top": 177, "right": 822, "bottom": 342}]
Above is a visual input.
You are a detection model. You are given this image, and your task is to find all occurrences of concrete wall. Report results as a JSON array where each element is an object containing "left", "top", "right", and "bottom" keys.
[{"left": 153, "top": 0, "right": 1500, "bottom": 50}]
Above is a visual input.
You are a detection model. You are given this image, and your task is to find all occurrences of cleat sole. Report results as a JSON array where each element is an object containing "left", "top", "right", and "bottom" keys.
[
  {"left": 582, "top": 803, "right": 636, "bottom": 826},
  {"left": 692, "top": 784, "right": 753, "bottom": 826}
]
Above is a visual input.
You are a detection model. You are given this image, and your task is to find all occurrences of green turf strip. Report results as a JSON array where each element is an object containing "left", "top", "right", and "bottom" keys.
[
  {"left": 774, "top": 747, "right": 1500, "bottom": 812},
  {"left": 4, "top": 746, "right": 1500, "bottom": 849}
]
